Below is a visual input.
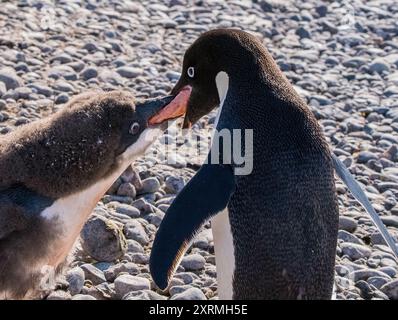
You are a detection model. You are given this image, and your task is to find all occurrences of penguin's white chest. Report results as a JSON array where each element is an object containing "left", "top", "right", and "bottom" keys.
[
  {"left": 40, "top": 127, "right": 162, "bottom": 267},
  {"left": 40, "top": 170, "right": 121, "bottom": 267},
  {"left": 211, "top": 209, "right": 236, "bottom": 300},
  {"left": 211, "top": 71, "right": 235, "bottom": 299}
]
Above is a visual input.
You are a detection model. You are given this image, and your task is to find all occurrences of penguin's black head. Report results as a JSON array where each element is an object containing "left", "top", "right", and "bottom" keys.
[{"left": 150, "top": 29, "right": 267, "bottom": 128}]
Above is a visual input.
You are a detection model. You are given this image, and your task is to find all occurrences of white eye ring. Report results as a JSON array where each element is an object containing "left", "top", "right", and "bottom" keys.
[
  {"left": 187, "top": 66, "right": 195, "bottom": 78},
  {"left": 130, "top": 122, "right": 140, "bottom": 135}
]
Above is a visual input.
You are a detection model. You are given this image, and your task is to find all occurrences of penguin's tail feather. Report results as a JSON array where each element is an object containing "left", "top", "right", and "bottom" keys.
[{"left": 332, "top": 154, "right": 398, "bottom": 258}]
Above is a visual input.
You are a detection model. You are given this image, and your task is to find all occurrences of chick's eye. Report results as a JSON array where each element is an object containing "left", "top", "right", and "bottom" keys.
[
  {"left": 187, "top": 66, "right": 195, "bottom": 78},
  {"left": 129, "top": 122, "right": 140, "bottom": 135}
]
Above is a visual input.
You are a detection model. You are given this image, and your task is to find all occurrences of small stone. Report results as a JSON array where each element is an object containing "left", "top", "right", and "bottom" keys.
[
  {"left": 114, "top": 275, "right": 150, "bottom": 297},
  {"left": 80, "top": 264, "right": 106, "bottom": 285},
  {"left": 121, "top": 166, "right": 143, "bottom": 189},
  {"left": 181, "top": 254, "right": 206, "bottom": 271},
  {"left": 164, "top": 176, "right": 185, "bottom": 194},
  {"left": 367, "top": 276, "right": 390, "bottom": 289},
  {"left": 169, "top": 285, "right": 192, "bottom": 296},
  {"left": 170, "top": 287, "right": 206, "bottom": 300},
  {"left": 0, "top": 67, "right": 22, "bottom": 90},
  {"left": 123, "top": 289, "right": 167, "bottom": 300},
  {"left": 123, "top": 220, "right": 149, "bottom": 245},
  {"left": 104, "top": 262, "right": 140, "bottom": 282},
  {"left": 350, "top": 269, "right": 391, "bottom": 282},
  {"left": 115, "top": 203, "right": 140, "bottom": 218},
  {"left": 341, "top": 243, "right": 372, "bottom": 260},
  {"left": 357, "top": 151, "right": 378, "bottom": 163},
  {"left": 296, "top": 27, "right": 311, "bottom": 39},
  {"left": 117, "top": 182, "right": 136, "bottom": 198},
  {"left": 72, "top": 294, "right": 97, "bottom": 300},
  {"left": 174, "top": 272, "right": 199, "bottom": 284},
  {"left": 127, "top": 253, "right": 149, "bottom": 264},
  {"left": 0, "top": 82, "right": 6, "bottom": 97},
  {"left": 83, "top": 42, "right": 100, "bottom": 52},
  {"left": 46, "top": 290, "right": 72, "bottom": 300},
  {"left": 55, "top": 93, "right": 69, "bottom": 104},
  {"left": 132, "top": 198, "right": 155, "bottom": 214},
  {"left": 127, "top": 239, "right": 144, "bottom": 253},
  {"left": 81, "top": 215, "right": 127, "bottom": 262},
  {"left": 339, "top": 216, "right": 358, "bottom": 232},
  {"left": 322, "top": 21, "right": 338, "bottom": 34},
  {"left": 139, "top": 177, "right": 160, "bottom": 194},
  {"left": 30, "top": 84, "right": 53, "bottom": 97},
  {"left": 51, "top": 53, "right": 73, "bottom": 64},
  {"left": 316, "top": 5, "right": 327, "bottom": 17},
  {"left": 80, "top": 67, "right": 98, "bottom": 80},
  {"left": 379, "top": 266, "right": 397, "bottom": 278},
  {"left": 66, "top": 267, "right": 85, "bottom": 295},
  {"left": 381, "top": 216, "right": 398, "bottom": 228},
  {"left": 116, "top": 66, "right": 142, "bottom": 78},
  {"left": 369, "top": 58, "right": 390, "bottom": 74},
  {"left": 380, "top": 279, "right": 398, "bottom": 299},
  {"left": 53, "top": 80, "right": 74, "bottom": 92},
  {"left": 338, "top": 230, "right": 364, "bottom": 245}
]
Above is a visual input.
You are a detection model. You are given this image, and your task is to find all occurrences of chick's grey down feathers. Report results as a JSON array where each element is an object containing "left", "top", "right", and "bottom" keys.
[{"left": 0, "top": 91, "right": 149, "bottom": 298}]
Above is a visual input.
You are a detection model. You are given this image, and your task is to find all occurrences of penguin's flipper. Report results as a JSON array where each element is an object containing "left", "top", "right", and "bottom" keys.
[
  {"left": 149, "top": 163, "right": 235, "bottom": 290},
  {"left": 0, "top": 185, "right": 54, "bottom": 239},
  {"left": 332, "top": 154, "right": 398, "bottom": 257}
]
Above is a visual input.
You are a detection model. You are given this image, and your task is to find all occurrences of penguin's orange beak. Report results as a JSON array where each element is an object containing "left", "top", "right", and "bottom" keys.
[{"left": 148, "top": 86, "right": 192, "bottom": 125}]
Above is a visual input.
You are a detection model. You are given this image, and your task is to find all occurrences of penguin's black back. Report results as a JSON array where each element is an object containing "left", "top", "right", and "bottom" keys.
[{"left": 208, "top": 30, "right": 339, "bottom": 299}]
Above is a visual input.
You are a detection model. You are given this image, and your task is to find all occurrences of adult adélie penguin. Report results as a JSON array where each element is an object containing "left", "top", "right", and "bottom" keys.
[{"left": 149, "top": 29, "right": 398, "bottom": 299}]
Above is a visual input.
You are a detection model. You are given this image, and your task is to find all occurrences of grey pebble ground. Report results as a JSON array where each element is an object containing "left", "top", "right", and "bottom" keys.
[{"left": 1, "top": 0, "right": 398, "bottom": 300}]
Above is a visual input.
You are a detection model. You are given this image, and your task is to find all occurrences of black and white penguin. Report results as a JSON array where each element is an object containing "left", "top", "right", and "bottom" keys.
[
  {"left": 149, "top": 29, "right": 398, "bottom": 299},
  {"left": 0, "top": 90, "right": 188, "bottom": 299},
  {"left": 149, "top": 29, "right": 339, "bottom": 300}
]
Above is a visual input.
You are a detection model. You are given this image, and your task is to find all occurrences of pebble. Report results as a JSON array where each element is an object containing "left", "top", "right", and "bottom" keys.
[
  {"left": 369, "top": 58, "right": 390, "bottom": 74},
  {"left": 116, "top": 67, "right": 142, "bottom": 78},
  {"left": 0, "top": 68, "right": 22, "bottom": 90},
  {"left": 380, "top": 279, "right": 398, "bottom": 299},
  {"left": 181, "top": 254, "right": 206, "bottom": 271},
  {"left": 123, "top": 290, "right": 166, "bottom": 300},
  {"left": 126, "top": 239, "right": 144, "bottom": 253},
  {"left": 115, "top": 203, "right": 140, "bottom": 218},
  {"left": 66, "top": 267, "right": 85, "bottom": 295},
  {"left": 164, "top": 176, "right": 185, "bottom": 194},
  {"left": 339, "top": 216, "right": 358, "bottom": 233},
  {"left": 80, "top": 264, "right": 107, "bottom": 285},
  {"left": 341, "top": 243, "right": 372, "bottom": 260},
  {"left": 104, "top": 262, "right": 140, "bottom": 282},
  {"left": 80, "top": 67, "right": 98, "bottom": 80},
  {"left": 117, "top": 182, "right": 137, "bottom": 198},
  {"left": 170, "top": 287, "right": 206, "bottom": 300},
  {"left": 72, "top": 294, "right": 97, "bottom": 300},
  {"left": 139, "top": 177, "right": 161, "bottom": 194},
  {"left": 46, "top": 290, "right": 72, "bottom": 300},
  {"left": 114, "top": 275, "right": 151, "bottom": 298},
  {"left": 81, "top": 215, "right": 127, "bottom": 262},
  {"left": 123, "top": 220, "right": 149, "bottom": 245}
]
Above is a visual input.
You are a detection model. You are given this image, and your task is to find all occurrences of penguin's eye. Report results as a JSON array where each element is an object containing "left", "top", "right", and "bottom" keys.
[
  {"left": 129, "top": 122, "right": 140, "bottom": 135},
  {"left": 187, "top": 67, "right": 195, "bottom": 78}
]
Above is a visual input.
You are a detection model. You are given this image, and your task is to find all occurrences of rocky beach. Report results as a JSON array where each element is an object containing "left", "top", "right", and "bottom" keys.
[{"left": 0, "top": 0, "right": 398, "bottom": 300}]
